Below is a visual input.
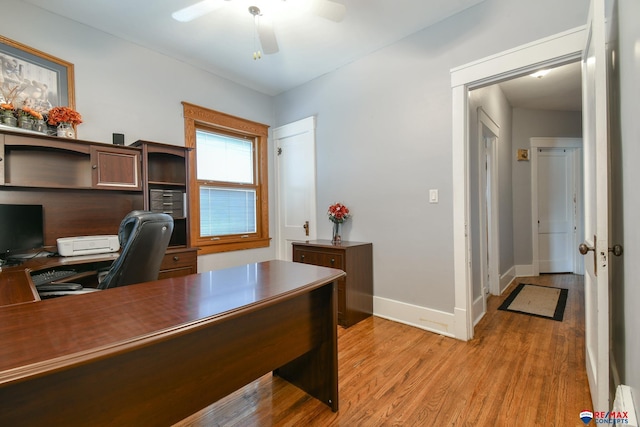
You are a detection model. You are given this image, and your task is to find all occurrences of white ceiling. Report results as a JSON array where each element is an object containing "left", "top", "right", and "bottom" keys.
[
  {"left": 497, "top": 61, "right": 583, "bottom": 111},
  {"left": 22, "top": 0, "right": 582, "bottom": 109},
  {"left": 22, "top": 0, "right": 486, "bottom": 95}
]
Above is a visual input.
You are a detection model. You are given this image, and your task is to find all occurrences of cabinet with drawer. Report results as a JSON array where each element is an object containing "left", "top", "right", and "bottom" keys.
[
  {"left": 158, "top": 247, "right": 198, "bottom": 280},
  {"left": 150, "top": 189, "right": 184, "bottom": 217},
  {"left": 292, "top": 240, "right": 373, "bottom": 327}
]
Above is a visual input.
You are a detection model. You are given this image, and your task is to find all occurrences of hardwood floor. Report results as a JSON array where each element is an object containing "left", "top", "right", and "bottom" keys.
[{"left": 174, "top": 274, "right": 591, "bottom": 426}]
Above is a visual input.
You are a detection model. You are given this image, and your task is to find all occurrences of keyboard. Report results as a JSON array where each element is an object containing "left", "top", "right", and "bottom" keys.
[{"left": 31, "top": 270, "right": 77, "bottom": 287}]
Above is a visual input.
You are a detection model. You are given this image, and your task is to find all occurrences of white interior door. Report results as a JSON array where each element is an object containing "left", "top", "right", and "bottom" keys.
[
  {"left": 274, "top": 117, "right": 317, "bottom": 260},
  {"left": 581, "top": 0, "right": 613, "bottom": 412},
  {"left": 537, "top": 148, "right": 575, "bottom": 273}
]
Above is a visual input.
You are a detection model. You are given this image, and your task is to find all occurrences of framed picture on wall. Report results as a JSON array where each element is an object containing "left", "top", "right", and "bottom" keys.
[{"left": 0, "top": 35, "right": 75, "bottom": 115}]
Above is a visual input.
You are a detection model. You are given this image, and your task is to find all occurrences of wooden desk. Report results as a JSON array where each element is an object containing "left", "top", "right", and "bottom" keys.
[
  {"left": 0, "top": 260, "right": 344, "bottom": 426},
  {"left": 0, "top": 248, "right": 197, "bottom": 307},
  {"left": 0, "top": 252, "right": 121, "bottom": 305}
]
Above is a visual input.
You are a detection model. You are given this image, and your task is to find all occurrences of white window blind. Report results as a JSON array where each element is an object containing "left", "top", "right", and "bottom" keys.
[
  {"left": 196, "top": 130, "right": 257, "bottom": 237},
  {"left": 199, "top": 187, "right": 256, "bottom": 236},
  {"left": 196, "top": 131, "right": 253, "bottom": 184}
]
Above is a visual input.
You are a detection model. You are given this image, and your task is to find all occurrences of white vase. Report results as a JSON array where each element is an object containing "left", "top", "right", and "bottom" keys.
[{"left": 57, "top": 123, "right": 75, "bottom": 138}]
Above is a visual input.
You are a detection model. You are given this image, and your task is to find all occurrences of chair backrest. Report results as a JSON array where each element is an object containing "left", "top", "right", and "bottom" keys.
[{"left": 98, "top": 211, "right": 174, "bottom": 290}]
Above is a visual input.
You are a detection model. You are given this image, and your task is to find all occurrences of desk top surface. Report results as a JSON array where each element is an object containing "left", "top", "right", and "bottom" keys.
[{"left": 0, "top": 260, "right": 344, "bottom": 384}]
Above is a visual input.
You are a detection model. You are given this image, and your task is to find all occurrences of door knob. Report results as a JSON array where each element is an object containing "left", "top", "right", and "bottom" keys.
[
  {"left": 303, "top": 221, "right": 309, "bottom": 236},
  {"left": 578, "top": 243, "right": 594, "bottom": 255},
  {"left": 609, "top": 244, "right": 623, "bottom": 256},
  {"left": 579, "top": 242, "right": 623, "bottom": 256}
]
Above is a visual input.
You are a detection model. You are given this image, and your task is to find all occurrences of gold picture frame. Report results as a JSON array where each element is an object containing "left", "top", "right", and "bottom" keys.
[
  {"left": 517, "top": 148, "right": 530, "bottom": 161},
  {"left": 0, "top": 35, "right": 75, "bottom": 114}
]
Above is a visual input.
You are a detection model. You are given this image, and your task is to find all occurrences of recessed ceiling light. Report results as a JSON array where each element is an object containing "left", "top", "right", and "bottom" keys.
[{"left": 530, "top": 70, "right": 550, "bottom": 79}]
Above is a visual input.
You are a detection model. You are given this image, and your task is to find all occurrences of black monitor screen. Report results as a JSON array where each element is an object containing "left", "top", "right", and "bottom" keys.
[{"left": 0, "top": 204, "right": 44, "bottom": 257}]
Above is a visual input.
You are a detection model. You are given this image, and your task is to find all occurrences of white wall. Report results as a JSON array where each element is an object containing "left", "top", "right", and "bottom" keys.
[
  {"left": 274, "top": 0, "right": 588, "bottom": 320},
  {"left": 0, "top": 0, "right": 277, "bottom": 272}
]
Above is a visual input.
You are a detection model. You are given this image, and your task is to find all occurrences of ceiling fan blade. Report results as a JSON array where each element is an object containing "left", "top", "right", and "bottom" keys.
[
  {"left": 312, "top": 0, "right": 346, "bottom": 22},
  {"left": 257, "top": 19, "right": 279, "bottom": 55},
  {"left": 172, "top": 0, "right": 228, "bottom": 22}
]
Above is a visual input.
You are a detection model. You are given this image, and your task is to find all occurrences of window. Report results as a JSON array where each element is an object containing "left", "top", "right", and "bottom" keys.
[{"left": 182, "top": 102, "right": 270, "bottom": 253}]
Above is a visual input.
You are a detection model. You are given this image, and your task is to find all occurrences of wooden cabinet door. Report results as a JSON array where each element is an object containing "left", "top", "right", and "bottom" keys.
[{"left": 91, "top": 145, "right": 141, "bottom": 190}]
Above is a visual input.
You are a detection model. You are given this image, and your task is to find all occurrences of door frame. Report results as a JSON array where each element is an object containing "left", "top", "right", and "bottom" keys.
[
  {"left": 450, "top": 27, "right": 586, "bottom": 340},
  {"left": 530, "top": 137, "right": 584, "bottom": 276},
  {"left": 477, "top": 108, "right": 500, "bottom": 301}
]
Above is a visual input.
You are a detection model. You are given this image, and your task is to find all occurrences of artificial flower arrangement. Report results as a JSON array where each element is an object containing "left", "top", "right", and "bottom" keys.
[
  {"left": 327, "top": 202, "right": 351, "bottom": 223},
  {"left": 47, "top": 106, "right": 83, "bottom": 126},
  {"left": 19, "top": 106, "right": 43, "bottom": 121},
  {"left": 1, "top": 103, "right": 17, "bottom": 126},
  {"left": 328, "top": 202, "right": 350, "bottom": 244},
  {"left": 1, "top": 103, "right": 15, "bottom": 115}
]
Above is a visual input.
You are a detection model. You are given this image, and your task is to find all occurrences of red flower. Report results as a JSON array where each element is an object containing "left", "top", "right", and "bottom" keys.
[{"left": 328, "top": 203, "right": 351, "bottom": 223}]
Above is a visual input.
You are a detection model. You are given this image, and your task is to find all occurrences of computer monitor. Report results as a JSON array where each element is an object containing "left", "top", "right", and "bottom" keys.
[{"left": 0, "top": 204, "right": 45, "bottom": 262}]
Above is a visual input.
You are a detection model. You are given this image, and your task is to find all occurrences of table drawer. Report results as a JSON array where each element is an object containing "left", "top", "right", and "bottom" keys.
[
  {"left": 294, "top": 249, "right": 344, "bottom": 270},
  {"left": 159, "top": 248, "right": 197, "bottom": 279}
]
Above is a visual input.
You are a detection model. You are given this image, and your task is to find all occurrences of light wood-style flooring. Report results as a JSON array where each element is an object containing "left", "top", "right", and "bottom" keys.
[{"left": 175, "top": 274, "right": 591, "bottom": 426}]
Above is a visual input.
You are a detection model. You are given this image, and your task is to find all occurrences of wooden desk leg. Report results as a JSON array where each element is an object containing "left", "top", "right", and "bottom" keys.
[{"left": 275, "top": 281, "right": 339, "bottom": 411}]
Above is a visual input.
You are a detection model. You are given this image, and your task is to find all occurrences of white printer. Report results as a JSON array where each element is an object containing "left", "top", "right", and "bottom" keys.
[{"left": 57, "top": 235, "right": 120, "bottom": 257}]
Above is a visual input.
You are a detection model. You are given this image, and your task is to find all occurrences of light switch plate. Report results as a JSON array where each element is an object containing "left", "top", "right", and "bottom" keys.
[{"left": 429, "top": 189, "right": 439, "bottom": 203}]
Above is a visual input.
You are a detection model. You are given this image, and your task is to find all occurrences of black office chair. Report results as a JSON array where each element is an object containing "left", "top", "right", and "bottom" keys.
[{"left": 38, "top": 211, "right": 174, "bottom": 297}]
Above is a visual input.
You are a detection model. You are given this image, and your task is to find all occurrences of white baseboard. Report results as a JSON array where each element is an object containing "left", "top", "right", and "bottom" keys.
[
  {"left": 453, "top": 307, "right": 470, "bottom": 341},
  {"left": 373, "top": 296, "right": 456, "bottom": 339},
  {"left": 515, "top": 264, "right": 535, "bottom": 277},
  {"left": 499, "top": 266, "right": 516, "bottom": 294},
  {"left": 472, "top": 294, "right": 485, "bottom": 326}
]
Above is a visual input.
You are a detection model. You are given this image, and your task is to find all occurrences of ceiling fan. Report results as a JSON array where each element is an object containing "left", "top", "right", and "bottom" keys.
[{"left": 172, "top": 0, "right": 347, "bottom": 56}]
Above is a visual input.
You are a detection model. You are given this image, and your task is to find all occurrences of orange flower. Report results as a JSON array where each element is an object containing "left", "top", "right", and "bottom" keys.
[
  {"left": 20, "top": 106, "right": 43, "bottom": 120},
  {"left": 47, "top": 106, "right": 83, "bottom": 126},
  {"left": 1, "top": 103, "right": 14, "bottom": 111}
]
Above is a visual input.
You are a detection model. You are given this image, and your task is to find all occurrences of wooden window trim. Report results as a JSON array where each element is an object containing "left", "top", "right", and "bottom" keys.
[{"left": 182, "top": 102, "right": 270, "bottom": 254}]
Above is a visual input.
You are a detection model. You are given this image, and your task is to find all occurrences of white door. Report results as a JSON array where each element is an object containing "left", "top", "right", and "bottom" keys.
[
  {"left": 581, "top": 0, "right": 614, "bottom": 411},
  {"left": 274, "top": 117, "right": 317, "bottom": 260},
  {"left": 537, "top": 148, "right": 575, "bottom": 273}
]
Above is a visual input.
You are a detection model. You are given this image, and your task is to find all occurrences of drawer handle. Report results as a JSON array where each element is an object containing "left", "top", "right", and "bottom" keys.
[
  {"left": 301, "top": 254, "right": 305, "bottom": 261},
  {"left": 331, "top": 258, "right": 335, "bottom": 264},
  {"left": 173, "top": 256, "right": 179, "bottom": 261}
]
